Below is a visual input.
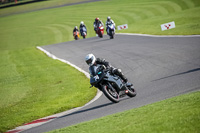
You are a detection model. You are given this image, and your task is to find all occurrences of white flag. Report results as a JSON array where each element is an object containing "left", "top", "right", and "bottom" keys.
[
  {"left": 161, "top": 21, "right": 175, "bottom": 31},
  {"left": 117, "top": 24, "right": 128, "bottom": 30}
]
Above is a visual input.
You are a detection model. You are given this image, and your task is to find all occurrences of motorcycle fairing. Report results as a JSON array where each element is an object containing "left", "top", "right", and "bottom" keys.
[{"left": 104, "top": 72, "right": 126, "bottom": 92}]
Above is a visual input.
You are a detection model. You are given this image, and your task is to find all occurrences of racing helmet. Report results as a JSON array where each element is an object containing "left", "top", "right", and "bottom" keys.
[
  {"left": 80, "top": 21, "right": 84, "bottom": 25},
  {"left": 107, "top": 16, "right": 111, "bottom": 21},
  {"left": 85, "top": 54, "right": 96, "bottom": 66},
  {"left": 95, "top": 18, "right": 99, "bottom": 22},
  {"left": 75, "top": 26, "right": 78, "bottom": 29}
]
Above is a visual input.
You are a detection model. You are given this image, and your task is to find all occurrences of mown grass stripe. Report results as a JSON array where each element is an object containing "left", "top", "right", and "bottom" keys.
[
  {"left": 50, "top": 24, "right": 73, "bottom": 42},
  {"left": 42, "top": 26, "right": 63, "bottom": 43},
  {"left": 181, "top": 0, "right": 195, "bottom": 8},
  {"left": 157, "top": 1, "right": 182, "bottom": 13}
]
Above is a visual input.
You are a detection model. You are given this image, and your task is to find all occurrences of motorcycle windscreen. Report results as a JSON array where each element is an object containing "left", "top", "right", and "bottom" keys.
[{"left": 82, "top": 27, "right": 87, "bottom": 32}]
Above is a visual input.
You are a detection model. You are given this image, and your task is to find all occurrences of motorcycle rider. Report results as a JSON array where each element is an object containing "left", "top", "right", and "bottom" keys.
[
  {"left": 106, "top": 16, "right": 116, "bottom": 35},
  {"left": 85, "top": 54, "right": 128, "bottom": 83},
  {"left": 73, "top": 26, "right": 79, "bottom": 39},
  {"left": 79, "top": 21, "right": 87, "bottom": 36},
  {"left": 73, "top": 26, "right": 79, "bottom": 34},
  {"left": 93, "top": 18, "right": 104, "bottom": 35}
]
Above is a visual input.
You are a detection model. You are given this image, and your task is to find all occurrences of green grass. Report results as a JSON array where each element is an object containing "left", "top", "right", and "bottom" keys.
[
  {"left": 0, "top": 0, "right": 200, "bottom": 132},
  {"left": 49, "top": 91, "right": 200, "bottom": 133},
  {"left": 0, "top": 48, "right": 97, "bottom": 132}
]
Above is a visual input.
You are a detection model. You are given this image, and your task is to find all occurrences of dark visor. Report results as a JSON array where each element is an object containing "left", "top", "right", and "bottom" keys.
[
  {"left": 86, "top": 56, "right": 94, "bottom": 65},
  {"left": 86, "top": 58, "right": 92, "bottom": 65}
]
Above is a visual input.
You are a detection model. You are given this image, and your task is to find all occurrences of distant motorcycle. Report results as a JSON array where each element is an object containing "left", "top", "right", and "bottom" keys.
[
  {"left": 107, "top": 23, "right": 115, "bottom": 39},
  {"left": 73, "top": 31, "right": 80, "bottom": 40},
  {"left": 96, "top": 23, "right": 104, "bottom": 38},
  {"left": 89, "top": 64, "right": 136, "bottom": 103},
  {"left": 80, "top": 27, "right": 87, "bottom": 39}
]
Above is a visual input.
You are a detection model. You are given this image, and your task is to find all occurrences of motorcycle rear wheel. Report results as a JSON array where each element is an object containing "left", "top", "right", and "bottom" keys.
[{"left": 102, "top": 85, "right": 119, "bottom": 103}]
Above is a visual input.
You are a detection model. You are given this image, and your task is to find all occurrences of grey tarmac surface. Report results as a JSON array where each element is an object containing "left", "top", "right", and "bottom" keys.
[{"left": 23, "top": 34, "right": 200, "bottom": 133}]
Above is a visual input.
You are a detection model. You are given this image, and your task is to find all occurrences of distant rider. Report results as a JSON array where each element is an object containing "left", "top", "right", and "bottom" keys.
[
  {"left": 73, "top": 26, "right": 79, "bottom": 33},
  {"left": 105, "top": 16, "right": 116, "bottom": 35},
  {"left": 85, "top": 54, "right": 128, "bottom": 83},
  {"left": 79, "top": 21, "right": 87, "bottom": 36},
  {"left": 93, "top": 18, "right": 104, "bottom": 35}
]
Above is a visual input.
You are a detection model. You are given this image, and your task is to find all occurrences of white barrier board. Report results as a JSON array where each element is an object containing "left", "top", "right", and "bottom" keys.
[
  {"left": 161, "top": 21, "right": 175, "bottom": 31},
  {"left": 117, "top": 24, "right": 128, "bottom": 30}
]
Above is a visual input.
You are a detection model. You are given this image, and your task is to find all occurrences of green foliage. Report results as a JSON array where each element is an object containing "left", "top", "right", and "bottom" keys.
[{"left": 49, "top": 91, "right": 200, "bottom": 133}]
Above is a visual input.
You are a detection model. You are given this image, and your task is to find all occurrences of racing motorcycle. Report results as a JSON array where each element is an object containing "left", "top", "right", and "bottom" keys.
[
  {"left": 107, "top": 23, "right": 115, "bottom": 39},
  {"left": 90, "top": 65, "right": 136, "bottom": 103},
  {"left": 96, "top": 23, "right": 104, "bottom": 38},
  {"left": 73, "top": 31, "right": 80, "bottom": 40},
  {"left": 80, "top": 27, "right": 87, "bottom": 39}
]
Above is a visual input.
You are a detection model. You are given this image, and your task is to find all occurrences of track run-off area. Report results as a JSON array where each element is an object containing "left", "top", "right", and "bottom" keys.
[{"left": 17, "top": 34, "right": 200, "bottom": 133}]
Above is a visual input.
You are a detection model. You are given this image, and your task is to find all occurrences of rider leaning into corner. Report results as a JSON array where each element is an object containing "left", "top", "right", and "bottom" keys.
[
  {"left": 93, "top": 18, "right": 104, "bottom": 35},
  {"left": 105, "top": 16, "right": 116, "bottom": 34},
  {"left": 85, "top": 54, "right": 131, "bottom": 85}
]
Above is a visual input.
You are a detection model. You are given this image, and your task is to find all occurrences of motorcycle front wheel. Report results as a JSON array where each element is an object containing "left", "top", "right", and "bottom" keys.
[
  {"left": 99, "top": 31, "right": 103, "bottom": 38},
  {"left": 75, "top": 35, "right": 78, "bottom": 40},
  {"left": 110, "top": 30, "right": 114, "bottom": 39},
  {"left": 102, "top": 85, "right": 119, "bottom": 103}
]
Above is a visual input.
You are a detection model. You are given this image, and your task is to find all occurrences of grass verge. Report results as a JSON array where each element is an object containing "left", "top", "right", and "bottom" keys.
[
  {"left": 49, "top": 91, "right": 200, "bottom": 133},
  {"left": 0, "top": 48, "right": 96, "bottom": 132}
]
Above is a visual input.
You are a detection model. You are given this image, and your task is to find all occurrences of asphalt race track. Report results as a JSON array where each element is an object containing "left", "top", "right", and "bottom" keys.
[{"left": 23, "top": 34, "right": 200, "bottom": 133}]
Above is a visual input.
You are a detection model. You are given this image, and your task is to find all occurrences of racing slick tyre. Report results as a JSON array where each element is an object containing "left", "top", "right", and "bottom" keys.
[{"left": 102, "top": 85, "right": 119, "bottom": 103}]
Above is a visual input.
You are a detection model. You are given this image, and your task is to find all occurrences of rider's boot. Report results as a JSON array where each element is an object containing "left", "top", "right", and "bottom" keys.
[{"left": 120, "top": 74, "right": 134, "bottom": 87}]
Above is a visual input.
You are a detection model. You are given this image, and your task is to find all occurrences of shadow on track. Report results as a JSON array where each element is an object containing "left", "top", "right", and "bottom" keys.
[
  {"left": 92, "top": 38, "right": 111, "bottom": 43},
  {"left": 152, "top": 68, "right": 200, "bottom": 81},
  {"left": 58, "top": 96, "right": 130, "bottom": 119},
  {"left": 59, "top": 102, "right": 114, "bottom": 119}
]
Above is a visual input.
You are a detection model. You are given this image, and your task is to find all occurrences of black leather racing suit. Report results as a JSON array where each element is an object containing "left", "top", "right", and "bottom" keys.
[
  {"left": 95, "top": 58, "right": 128, "bottom": 82},
  {"left": 73, "top": 28, "right": 79, "bottom": 33}
]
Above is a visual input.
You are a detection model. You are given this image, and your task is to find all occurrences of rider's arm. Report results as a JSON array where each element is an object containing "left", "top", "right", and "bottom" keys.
[
  {"left": 84, "top": 25, "right": 87, "bottom": 30},
  {"left": 96, "top": 58, "right": 110, "bottom": 68},
  {"left": 93, "top": 22, "right": 96, "bottom": 27},
  {"left": 111, "top": 20, "right": 116, "bottom": 27}
]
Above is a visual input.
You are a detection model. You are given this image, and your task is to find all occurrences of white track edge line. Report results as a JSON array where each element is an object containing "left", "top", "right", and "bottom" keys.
[{"left": 117, "top": 33, "right": 200, "bottom": 37}]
